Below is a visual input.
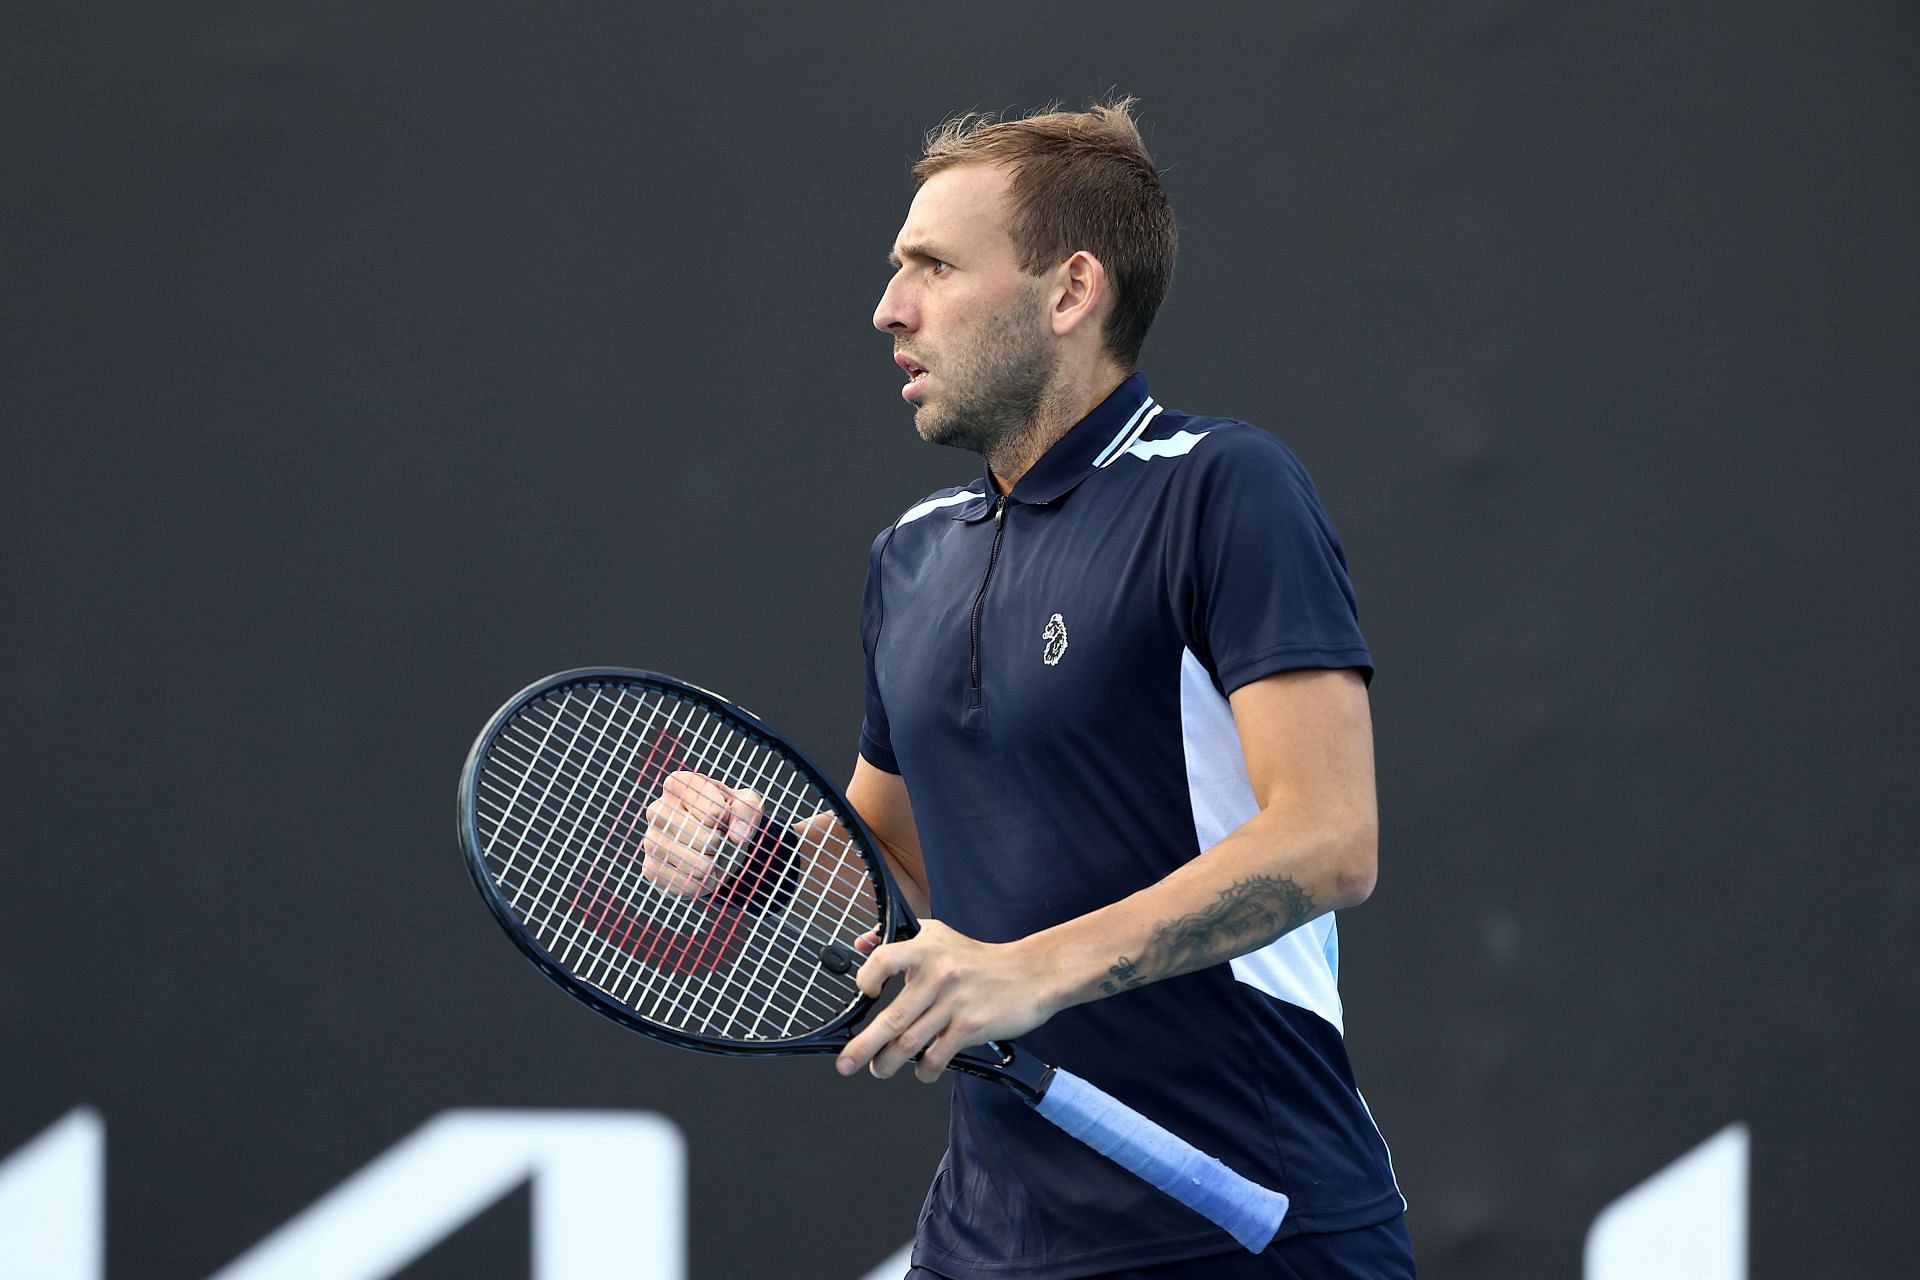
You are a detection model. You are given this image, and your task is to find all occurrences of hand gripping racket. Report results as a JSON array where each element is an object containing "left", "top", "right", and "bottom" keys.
[{"left": 457, "top": 668, "right": 1290, "bottom": 1252}]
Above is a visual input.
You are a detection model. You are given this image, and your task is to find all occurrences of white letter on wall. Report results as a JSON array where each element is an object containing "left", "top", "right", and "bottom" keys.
[
  {"left": 210, "top": 1110, "right": 684, "bottom": 1280},
  {"left": 0, "top": 1109, "right": 104, "bottom": 1280},
  {"left": 1584, "top": 1123, "right": 1748, "bottom": 1280}
]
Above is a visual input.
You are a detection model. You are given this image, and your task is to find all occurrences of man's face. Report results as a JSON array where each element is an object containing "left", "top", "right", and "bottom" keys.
[{"left": 873, "top": 164, "right": 1058, "bottom": 454}]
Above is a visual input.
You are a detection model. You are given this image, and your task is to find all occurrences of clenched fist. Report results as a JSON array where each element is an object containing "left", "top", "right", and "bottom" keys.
[{"left": 640, "top": 771, "right": 766, "bottom": 897}]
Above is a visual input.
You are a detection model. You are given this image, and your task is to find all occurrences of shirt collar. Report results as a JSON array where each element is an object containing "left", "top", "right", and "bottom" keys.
[{"left": 953, "top": 373, "right": 1156, "bottom": 520}]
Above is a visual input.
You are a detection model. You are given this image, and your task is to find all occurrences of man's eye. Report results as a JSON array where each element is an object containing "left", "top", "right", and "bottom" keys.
[{"left": 930, "top": 260, "right": 951, "bottom": 275}]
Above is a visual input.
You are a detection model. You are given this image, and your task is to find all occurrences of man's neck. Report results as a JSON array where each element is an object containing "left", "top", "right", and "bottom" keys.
[{"left": 986, "top": 366, "right": 1129, "bottom": 493}]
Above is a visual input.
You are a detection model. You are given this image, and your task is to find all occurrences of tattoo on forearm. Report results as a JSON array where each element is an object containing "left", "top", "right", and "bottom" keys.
[{"left": 1097, "top": 876, "right": 1315, "bottom": 996}]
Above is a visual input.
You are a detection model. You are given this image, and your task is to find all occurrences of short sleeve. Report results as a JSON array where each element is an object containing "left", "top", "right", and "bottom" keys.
[
  {"left": 1170, "top": 429, "right": 1373, "bottom": 693},
  {"left": 857, "top": 526, "right": 901, "bottom": 773}
]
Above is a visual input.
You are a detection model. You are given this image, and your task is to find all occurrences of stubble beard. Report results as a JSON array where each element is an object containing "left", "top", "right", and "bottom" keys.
[{"left": 911, "top": 289, "right": 1068, "bottom": 477}]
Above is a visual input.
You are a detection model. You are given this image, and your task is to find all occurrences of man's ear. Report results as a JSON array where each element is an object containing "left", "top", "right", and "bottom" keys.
[{"left": 1048, "top": 250, "right": 1108, "bottom": 339}]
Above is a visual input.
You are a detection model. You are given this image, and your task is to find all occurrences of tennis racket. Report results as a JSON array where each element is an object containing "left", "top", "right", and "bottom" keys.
[{"left": 457, "top": 667, "right": 1289, "bottom": 1252}]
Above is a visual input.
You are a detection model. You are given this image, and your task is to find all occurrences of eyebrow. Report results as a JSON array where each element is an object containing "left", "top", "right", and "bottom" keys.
[{"left": 886, "top": 242, "right": 943, "bottom": 270}]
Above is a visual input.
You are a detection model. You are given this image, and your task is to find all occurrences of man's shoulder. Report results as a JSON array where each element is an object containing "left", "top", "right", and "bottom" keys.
[
  {"left": 1119, "top": 408, "right": 1311, "bottom": 486},
  {"left": 892, "top": 478, "right": 993, "bottom": 527},
  {"left": 866, "top": 477, "right": 992, "bottom": 556}
]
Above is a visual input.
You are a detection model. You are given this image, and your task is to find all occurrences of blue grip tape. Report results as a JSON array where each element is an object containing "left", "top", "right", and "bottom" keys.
[{"left": 1033, "top": 1068, "right": 1290, "bottom": 1253}]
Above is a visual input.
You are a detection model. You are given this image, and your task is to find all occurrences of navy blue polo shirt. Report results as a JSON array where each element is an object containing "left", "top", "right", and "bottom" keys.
[{"left": 859, "top": 374, "right": 1402, "bottom": 1280}]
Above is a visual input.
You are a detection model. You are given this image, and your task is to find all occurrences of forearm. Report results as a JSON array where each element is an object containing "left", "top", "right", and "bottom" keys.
[
  {"left": 788, "top": 810, "right": 931, "bottom": 921},
  {"left": 837, "top": 671, "right": 1378, "bottom": 1084},
  {"left": 873, "top": 835, "right": 932, "bottom": 918},
  {"left": 1024, "top": 804, "right": 1377, "bottom": 1016}
]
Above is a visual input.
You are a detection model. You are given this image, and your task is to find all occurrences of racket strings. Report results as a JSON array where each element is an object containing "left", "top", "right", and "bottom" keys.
[
  {"left": 577, "top": 694, "right": 857, "bottom": 1034},
  {"left": 480, "top": 693, "right": 865, "bottom": 1040},
  {"left": 485, "top": 692, "right": 876, "bottom": 1025},
  {"left": 473, "top": 682, "right": 882, "bottom": 1042},
  {"left": 480, "top": 689, "right": 862, "bottom": 1038}
]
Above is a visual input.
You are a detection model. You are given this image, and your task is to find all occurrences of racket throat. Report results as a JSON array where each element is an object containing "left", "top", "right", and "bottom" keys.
[{"left": 950, "top": 1039, "right": 1055, "bottom": 1103}]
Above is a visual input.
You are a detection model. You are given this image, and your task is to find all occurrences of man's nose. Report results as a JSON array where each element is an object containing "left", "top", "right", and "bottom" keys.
[{"left": 873, "top": 275, "right": 916, "bottom": 334}]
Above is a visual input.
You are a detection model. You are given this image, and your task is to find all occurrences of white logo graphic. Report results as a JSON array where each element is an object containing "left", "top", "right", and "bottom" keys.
[
  {"left": 1042, "top": 613, "right": 1069, "bottom": 665},
  {"left": 1584, "top": 1124, "right": 1748, "bottom": 1279},
  {"left": 0, "top": 1109, "right": 99, "bottom": 1280},
  {"left": 0, "top": 1108, "right": 685, "bottom": 1279}
]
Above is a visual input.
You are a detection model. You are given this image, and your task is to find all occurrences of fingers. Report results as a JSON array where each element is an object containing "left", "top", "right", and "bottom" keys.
[
  {"left": 871, "top": 1007, "right": 948, "bottom": 1081},
  {"left": 836, "top": 942, "right": 926, "bottom": 1076},
  {"left": 841, "top": 995, "right": 969, "bottom": 1085},
  {"left": 637, "top": 850, "right": 703, "bottom": 899},
  {"left": 654, "top": 774, "right": 765, "bottom": 847},
  {"left": 722, "top": 788, "right": 765, "bottom": 844},
  {"left": 832, "top": 922, "right": 1038, "bottom": 1088},
  {"left": 640, "top": 772, "right": 760, "bottom": 897},
  {"left": 850, "top": 938, "right": 902, "bottom": 999},
  {"left": 638, "top": 810, "right": 716, "bottom": 895},
  {"left": 914, "top": 1021, "right": 978, "bottom": 1084},
  {"left": 835, "top": 937, "right": 962, "bottom": 1083},
  {"left": 658, "top": 773, "right": 736, "bottom": 838}
]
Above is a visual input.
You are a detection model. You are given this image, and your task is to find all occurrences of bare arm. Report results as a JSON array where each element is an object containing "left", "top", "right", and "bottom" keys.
[
  {"left": 1040, "top": 667, "right": 1375, "bottom": 1004},
  {"left": 838, "top": 666, "right": 1377, "bottom": 1082},
  {"left": 843, "top": 756, "right": 931, "bottom": 918}
]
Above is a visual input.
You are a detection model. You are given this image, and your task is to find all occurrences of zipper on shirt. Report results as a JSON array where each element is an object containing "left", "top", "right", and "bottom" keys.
[{"left": 968, "top": 496, "right": 1007, "bottom": 703}]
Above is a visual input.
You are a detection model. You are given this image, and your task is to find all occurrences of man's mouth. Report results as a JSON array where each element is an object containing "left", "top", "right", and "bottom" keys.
[{"left": 895, "top": 353, "right": 929, "bottom": 385}]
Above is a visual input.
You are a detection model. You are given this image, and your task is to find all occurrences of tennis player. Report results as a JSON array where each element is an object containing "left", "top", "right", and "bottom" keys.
[{"left": 645, "top": 99, "right": 1413, "bottom": 1279}]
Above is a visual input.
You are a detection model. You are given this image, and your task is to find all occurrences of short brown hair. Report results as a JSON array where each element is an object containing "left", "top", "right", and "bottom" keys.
[{"left": 913, "top": 97, "right": 1177, "bottom": 369}]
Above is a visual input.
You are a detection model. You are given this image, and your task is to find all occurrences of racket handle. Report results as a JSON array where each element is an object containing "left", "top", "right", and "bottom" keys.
[{"left": 1033, "top": 1068, "right": 1289, "bottom": 1253}]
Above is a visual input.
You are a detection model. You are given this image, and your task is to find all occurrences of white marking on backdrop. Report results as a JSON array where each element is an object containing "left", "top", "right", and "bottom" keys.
[
  {"left": 209, "top": 1110, "right": 684, "bottom": 1280},
  {"left": 0, "top": 1108, "right": 102, "bottom": 1280},
  {"left": 1584, "top": 1124, "right": 1748, "bottom": 1280}
]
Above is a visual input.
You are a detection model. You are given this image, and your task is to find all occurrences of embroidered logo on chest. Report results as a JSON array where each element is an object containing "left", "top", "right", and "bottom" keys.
[{"left": 1041, "top": 613, "right": 1069, "bottom": 666}]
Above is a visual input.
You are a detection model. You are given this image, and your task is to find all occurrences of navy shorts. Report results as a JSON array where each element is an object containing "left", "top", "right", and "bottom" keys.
[{"left": 905, "top": 1213, "right": 1417, "bottom": 1279}]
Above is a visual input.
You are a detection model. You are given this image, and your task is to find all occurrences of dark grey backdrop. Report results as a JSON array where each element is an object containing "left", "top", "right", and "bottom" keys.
[{"left": 6, "top": 2, "right": 1916, "bottom": 1276}]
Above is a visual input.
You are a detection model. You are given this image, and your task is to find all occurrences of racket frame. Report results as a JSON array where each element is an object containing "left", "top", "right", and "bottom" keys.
[{"left": 457, "top": 666, "right": 1051, "bottom": 1098}]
